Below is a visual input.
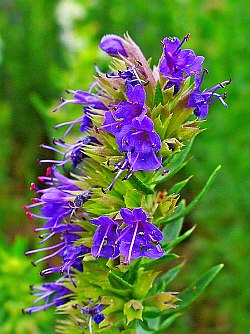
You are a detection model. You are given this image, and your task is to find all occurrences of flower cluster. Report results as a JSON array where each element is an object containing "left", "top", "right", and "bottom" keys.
[
  {"left": 101, "top": 84, "right": 164, "bottom": 179},
  {"left": 91, "top": 207, "right": 164, "bottom": 264},
  {"left": 24, "top": 33, "right": 230, "bottom": 333}
]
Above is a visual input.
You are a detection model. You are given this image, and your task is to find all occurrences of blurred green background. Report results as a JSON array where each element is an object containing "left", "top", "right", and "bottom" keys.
[{"left": 0, "top": 0, "right": 249, "bottom": 333}]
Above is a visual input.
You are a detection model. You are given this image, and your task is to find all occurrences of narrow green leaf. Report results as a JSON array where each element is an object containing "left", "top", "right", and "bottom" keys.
[
  {"left": 153, "top": 81, "right": 164, "bottom": 107},
  {"left": 168, "top": 176, "right": 192, "bottom": 195},
  {"left": 150, "top": 139, "right": 193, "bottom": 185},
  {"left": 161, "top": 200, "right": 186, "bottom": 243},
  {"left": 129, "top": 174, "right": 154, "bottom": 194},
  {"left": 165, "top": 165, "right": 221, "bottom": 224},
  {"left": 124, "top": 190, "right": 144, "bottom": 208},
  {"left": 155, "top": 262, "right": 185, "bottom": 292},
  {"left": 122, "top": 258, "right": 142, "bottom": 285},
  {"left": 162, "top": 226, "right": 195, "bottom": 252},
  {"left": 108, "top": 271, "right": 133, "bottom": 290},
  {"left": 156, "top": 313, "right": 182, "bottom": 332},
  {"left": 138, "top": 319, "right": 155, "bottom": 332},
  {"left": 141, "top": 254, "right": 179, "bottom": 270},
  {"left": 175, "top": 264, "right": 224, "bottom": 311}
]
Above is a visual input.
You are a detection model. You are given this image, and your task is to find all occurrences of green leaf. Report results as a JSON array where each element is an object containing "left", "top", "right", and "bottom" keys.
[
  {"left": 174, "top": 264, "right": 224, "bottom": 312},
  {"left": 168, "top": 176, "right": 192, "bottom": 195},
  {"left": 156, "top": 312, "right": 182, "bottom": 332},
  {"left": 129, "top": 174, "right": 154, "bottom": 194},
  {"left": 133, "top": 270, "right": 160, "bottom": 300},
  {"left": 153, "top": 81, "right": 164, "bottom": 107},
  {"left": 150, "top": 139, "right": 193, "bottom": 185},
  {"left": 162, "top": 226, "right": 195, "bottom": 252},
  {"left": 164, "top": 165, "right": 221, "bottom": 224},
  {"left": 138, "top": 319, "right": 155, "bottom": 332},
  {"left": 154, "top": 262, "right": 185, "bottom": 293},
  {"left": 124, "top": 190, "right": 144, "bottom": 208},
  {"left": 141, "top": 254, "right": 179, "bottom": 270},
  {"left": 108, "top": 271, "right": 133, "bottom": 290},
  {"left": 161, "top": 200, "right": 186, "bottom": 243},
  {"left": 122, "top": 258, "right": 142, "bottom": 285}
]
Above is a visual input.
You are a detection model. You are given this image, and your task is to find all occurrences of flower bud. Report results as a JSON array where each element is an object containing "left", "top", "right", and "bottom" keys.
[{"left": 99, "top": 34, "right": 128, "bottom": 57}]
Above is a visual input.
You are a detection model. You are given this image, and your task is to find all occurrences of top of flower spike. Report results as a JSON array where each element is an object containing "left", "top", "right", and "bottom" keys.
[
  {"left": 99, "top": 34, "right": 128, "bottom": 57},
  {"left": 159, "top": 34, "right": 204, "bottom": 84}
]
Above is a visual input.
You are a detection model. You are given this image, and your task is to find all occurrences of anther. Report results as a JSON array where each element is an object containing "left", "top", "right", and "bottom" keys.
[
  {"left": 185, "top": 33, "right": 191, "bottom": 41},
  {"left": 46, "top": 167, "right": 52, "bottom": 177},
  {"left": 161, "top": 169, "right": 170, "bottom": 176},
  {"left": 26, "top": 211, "right": 33, "bottom": 220},
  {"left": 101, "top": 188, "right": 107, "bottom": 194},
  {"left": 94, "top": 126, "right": 100, "bottom": 134},
  {"left": 30, "top": 182, "right": 36, "bottom": 191},
  {"left": 37, "top": 176, "right": 44, "bottom": 183}
]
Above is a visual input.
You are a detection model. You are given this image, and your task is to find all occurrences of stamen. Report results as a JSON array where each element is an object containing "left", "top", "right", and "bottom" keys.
[
  {"left": 103, "top": 160, "right": 128, "bottom": 192},
  {"left": 96, "top": 225, "right": 111, "bottom": 257},
  {"left": 126, "top": 222, "right": 139, "bottom": 264},
  {"left": 173, "top": 33, "right": 190, "bottom": 55}
]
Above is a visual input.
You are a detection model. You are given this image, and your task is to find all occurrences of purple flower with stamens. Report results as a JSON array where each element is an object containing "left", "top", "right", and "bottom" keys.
[
  {"left": 53, "top": 90, "right": 108, "bottom": 139},
  {"left": 106, "top": 64, "right": 147, "bottom": 87},
  {"left": 118, "top": 208, "right": 164, "bottom": 264},
  {"left": 79, "top": 302, "right": 105, "bottom": 324},
  {"left": 188, "top": 72, "right": 231, "bottom": 119},
  {"left": 159, "top": 34, "right": 204, "bottom": 89},
  {"left": 91, "top": 216, "right": 120, "bottom": 259},
  {"left": 25, "top": 168, "right": 90, "bottom": 229},
  {"left": 122, "top": 116, "right": 163, "bottom": 172},
  {"left": 26, "top": 224, "right": 89, "bottom": 285},
  {"left": 23, "top": 280, "right": 72, "bottom": 314},
  {"left": 99, "top": 34, "right": 128, "bottom": 57},
  {"left": 102, "top": 84, "right": 147, "bottom": 150},
  {"left": 40, "top": 136, "right": 99, "bottom": 169}
]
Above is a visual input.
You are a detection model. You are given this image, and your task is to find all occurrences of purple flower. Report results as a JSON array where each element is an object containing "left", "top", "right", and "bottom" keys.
[
  {"left": 77, "top": 302, "right": 105, "bottom": 325},
  {"left": 121, "top": 116, "right": 163, "bottom": 172},
  {"left": 106, "top": 63, "right": 148, "bottom": 87},
  {"left": 117, "top": 208, "right": 164, "bottom": 264},
  {"left": 25, "top": 224, "right": 90, "bottom": 286},
  {"left": 40, "top": 136, "right": 99, "bottom": 169},
  {"left": 91, "top": 216, "right": 120, "bottom": 259},
  {"left": 99, "top": 34, "right": 128, "bottom": 57},
  {"left": 53, "top": 89, "right": 108, "bottom": 140},
  {"left": 23, "top": 280, "right": 72, "bottom": 314},
  {"left": 101, "top": 84, "right": 146, "bottom": 150},
  {"left": 188, "top": 71, "right": 231, "bottom": 119},
  {"left": 103, "top": 115, "right": 164, "bottom": 191},
  {"left": 25, "top": 168, "right": 85, "bottom": 229},
  {"left": 159, "top": 34, "right": 204, "bottom": 88}
]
